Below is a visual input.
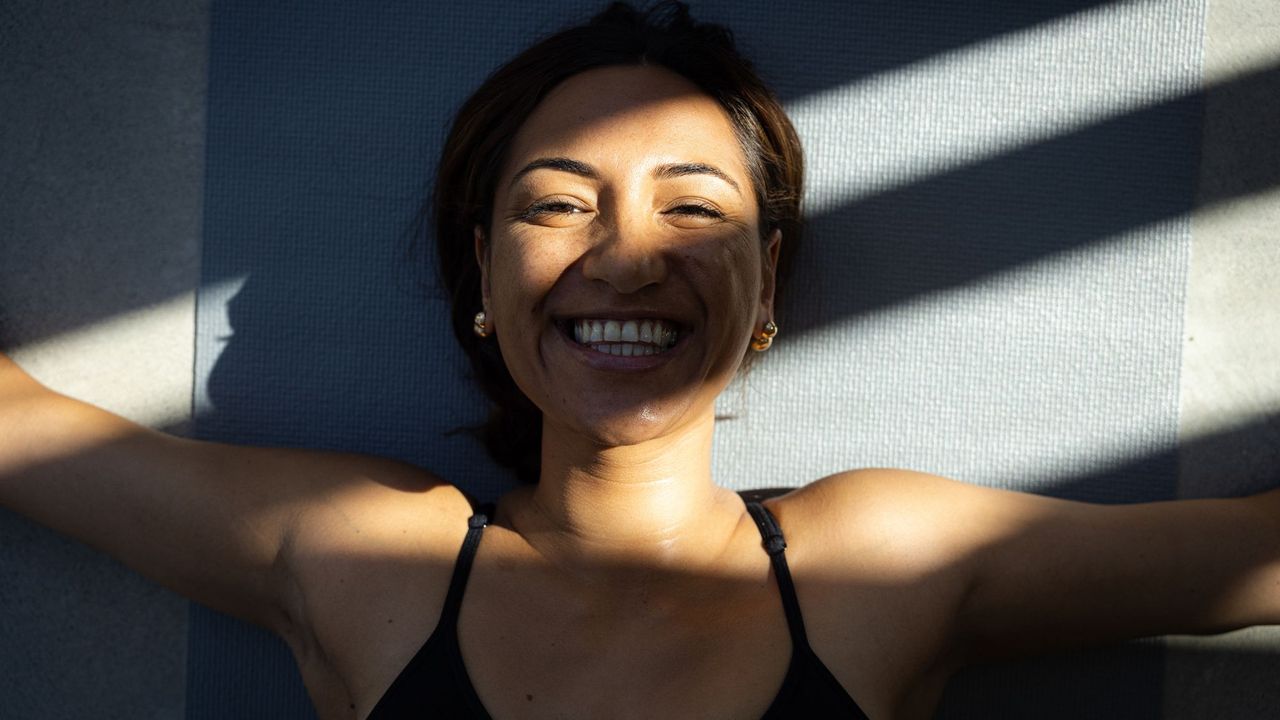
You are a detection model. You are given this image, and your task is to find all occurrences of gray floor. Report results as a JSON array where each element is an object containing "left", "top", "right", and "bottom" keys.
[
  {"left": 0, "top": 0, "right": 206, "bottom": 717},
  {"left": 1166, "top": 0, "right": 1280, "bottom": 715}
]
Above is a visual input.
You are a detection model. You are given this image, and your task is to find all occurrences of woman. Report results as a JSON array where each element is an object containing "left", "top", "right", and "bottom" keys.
[{"left": 1, "top": 3, "right": 1276, "bottom": 718}]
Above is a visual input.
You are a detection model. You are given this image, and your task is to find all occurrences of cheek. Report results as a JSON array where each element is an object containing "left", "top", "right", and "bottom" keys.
[
  {"left": 489, "top": 240, "right": 570, "bottom": 311},
  {"left": 684, "top": 237, "right": 763, "bottom": 375},
  {"left": 708, "top": 238, "right": 762, "bottom": 314}
]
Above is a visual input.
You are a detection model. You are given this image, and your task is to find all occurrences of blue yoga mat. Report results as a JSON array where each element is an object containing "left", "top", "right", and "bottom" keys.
[{"left": 193, "top": 1, "right": 1201, "bottom": 717}]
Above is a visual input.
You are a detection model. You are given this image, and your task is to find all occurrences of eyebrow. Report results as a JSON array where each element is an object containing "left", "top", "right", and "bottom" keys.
[
  {"left": 653, "top": 162, "right": 741, "bottom": 195},
  {"left": 509, "top": 157, "right": 597, "bottom": 187},
  {"left": 508, "top": 157, "right": 741, "bottom": 195}
]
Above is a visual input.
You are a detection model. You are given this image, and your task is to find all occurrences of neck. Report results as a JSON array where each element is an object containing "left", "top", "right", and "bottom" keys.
[{"left": 511, "top": 411, "right": 741, "bottom": 571}]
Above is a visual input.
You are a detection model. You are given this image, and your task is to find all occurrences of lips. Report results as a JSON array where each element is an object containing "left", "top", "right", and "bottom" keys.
[{"left": 570, "top": 318, "right": 680, "bottom": 357}]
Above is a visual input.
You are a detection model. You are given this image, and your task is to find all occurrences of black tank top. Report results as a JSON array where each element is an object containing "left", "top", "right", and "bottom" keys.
[{"left": 367, "top": 501, "right": 869, "bottom": 718}]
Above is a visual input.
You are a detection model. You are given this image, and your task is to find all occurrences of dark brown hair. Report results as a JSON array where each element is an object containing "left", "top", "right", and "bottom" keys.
[{"left": 433, "top": 1, "right": 804, "bottom": 483}]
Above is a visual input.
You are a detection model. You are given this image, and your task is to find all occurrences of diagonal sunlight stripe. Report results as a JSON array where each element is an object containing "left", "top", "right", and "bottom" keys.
[
  {"left": 779, "top": 214, "right": 1278, "bottom": 489},
  {"left": 784, "top": 0, "right": 1216, "bottom": 213},
  {"left": 760, "top": 219, "right": 1181, "bottom": 491},
  {"left": 1181, "top": 192, "right": 1280, "bottom": 439},
  {"left": 10, "top": 290, "right": 198, "bottom": 430},
  {"left": 8, "top": 275, "right": 249, "bottom": 432},
  {"left": 192, "top": 274, "right": 249, "bottom": 419}
]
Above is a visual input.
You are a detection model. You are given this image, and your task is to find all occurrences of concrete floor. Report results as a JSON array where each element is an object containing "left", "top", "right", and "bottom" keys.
[
  {"left": 1166, "top": 0, "right": 1280, "bottom": 715},
  {"left": 1, "top": 1, "right": 205, "bottom": 717}
]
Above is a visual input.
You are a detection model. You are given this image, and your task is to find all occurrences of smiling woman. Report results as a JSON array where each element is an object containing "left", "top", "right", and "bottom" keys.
[
  {"left": 433, "top": 3, "right": 803, "bottom": 484},
  {"left": 1, "top": 1, "right": 1279, "bottom": 719},
  {"left": 480, "top": 64, "right": 777, "bottom": 460}
]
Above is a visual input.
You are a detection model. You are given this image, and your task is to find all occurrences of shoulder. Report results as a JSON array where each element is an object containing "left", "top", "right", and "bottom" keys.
[
  {"left": 767, "top": 469, "right": 978, "bottom": 553},
  {"left": 273, "top": 454, "right": 478, "bottom": 703},
  {"left": 766, "top": 468, "right": 1034, "bottom": 586},
  {"left": 280, "top": 451, "right": 476, "bottom": 606},
  {"left": 761, "top": 470, "right": 990, "bottom": 698},
  {"left": 287, "top": 452, "right": 476, "bottom": 537},
  {"left": 263, "top": 449, "right": 478, "bottom": 579}
]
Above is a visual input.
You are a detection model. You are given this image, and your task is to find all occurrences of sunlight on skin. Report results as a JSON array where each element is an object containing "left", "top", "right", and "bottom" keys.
[{"left": 478, "top": 65, "right": 780, "bottom": 568}]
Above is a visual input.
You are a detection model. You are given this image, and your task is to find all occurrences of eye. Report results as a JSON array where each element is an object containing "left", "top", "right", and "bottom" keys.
[
  {"left": 518, "top": 200, "right": 585, "bottom": 221},
  {"left": 663, "top": 201, "right": 726, "bottom": 225},
  {"left": 669, "top": 203, "right": 724, "bottom": 218}
]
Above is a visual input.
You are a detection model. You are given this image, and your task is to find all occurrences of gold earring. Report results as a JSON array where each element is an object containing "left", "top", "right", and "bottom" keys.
[
  {"left": 473, "top": 310, "right": 490, "bottom": 338},
  {"left": 750, "top": 320, "right": 778, "bottom": 352}
]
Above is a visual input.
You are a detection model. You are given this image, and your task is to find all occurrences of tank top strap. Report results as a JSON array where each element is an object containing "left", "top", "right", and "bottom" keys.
[
  {"left": 439, "top": 502, "right": 494, "bottom": 622},
  {"left": 745, "top": 501, "right": 813, "bottom": 653}
]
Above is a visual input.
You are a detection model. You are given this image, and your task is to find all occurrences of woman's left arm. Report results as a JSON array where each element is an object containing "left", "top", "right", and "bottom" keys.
[{"left": 940, "top": 479, "right": 1280, "bottom": 664}]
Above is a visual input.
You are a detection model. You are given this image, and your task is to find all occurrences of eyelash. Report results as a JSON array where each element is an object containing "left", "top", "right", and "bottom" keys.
[
  {"left": 518, "top": 200, "right": 580, "bottom": 220},
  {"left": 668, "top": 202, "right": 724, "bottom": 219},
  {"left": 517, "top": 201, "right": 724, "bottom": 221}
]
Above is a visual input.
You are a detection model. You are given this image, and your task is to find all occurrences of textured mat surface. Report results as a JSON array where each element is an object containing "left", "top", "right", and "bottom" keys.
[
  {"left": 0, "top": 1, "right": 205, "bottom": 718},
  {"left": 192, "top": 1, "right": 1202, "bottom": 717}
]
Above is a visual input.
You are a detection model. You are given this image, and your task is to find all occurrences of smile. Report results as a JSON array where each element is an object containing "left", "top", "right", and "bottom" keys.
[{"left": 571, "top": 318, "right": 680, "bottom": 357}]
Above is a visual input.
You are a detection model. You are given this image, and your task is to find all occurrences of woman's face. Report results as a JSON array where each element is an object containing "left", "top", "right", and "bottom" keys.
[{"left": 481, "top": 64, "right": 778, "bottom": 447}]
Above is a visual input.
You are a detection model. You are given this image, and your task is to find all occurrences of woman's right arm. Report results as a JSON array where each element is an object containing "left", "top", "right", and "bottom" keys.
[{"left": 0, "top": 351, "right": 451, "bottom": 640}]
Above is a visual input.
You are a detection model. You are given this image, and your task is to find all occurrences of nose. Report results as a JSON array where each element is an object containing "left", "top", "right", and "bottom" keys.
[{"left": 580, "top": 215, "right": 669, "bottom": 294}]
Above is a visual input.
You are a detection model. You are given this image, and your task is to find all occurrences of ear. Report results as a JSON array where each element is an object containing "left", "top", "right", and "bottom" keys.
[
  {"left": 474, "top": 225, "right": 491, "bottom": 310},
  {"left": 758, "top": 228, "right": 781, "bottom": 323}
]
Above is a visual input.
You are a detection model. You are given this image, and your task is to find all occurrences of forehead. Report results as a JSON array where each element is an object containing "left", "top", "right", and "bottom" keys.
[{"left": 502, "top": 65, "right": 749, "bottom": 182}]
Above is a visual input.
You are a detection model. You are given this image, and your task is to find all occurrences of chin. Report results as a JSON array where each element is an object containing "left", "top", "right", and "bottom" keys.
[
  {"left": 555, "top": 400, "right": 692, "bottom": 449},
  {"left": 583, "top": 415, "right": 669, "bottom": 448}
]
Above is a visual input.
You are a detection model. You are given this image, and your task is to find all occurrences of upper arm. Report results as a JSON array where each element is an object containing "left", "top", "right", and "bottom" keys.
[
  {"left": 800, "top": 470, "right": 1280, "bottom": 672},
  {"left": 0, "top": 357, "right": 453, "bottom": 637},
  {"left": 948, "top": 483, "right": 1280, "bottom": 663}
]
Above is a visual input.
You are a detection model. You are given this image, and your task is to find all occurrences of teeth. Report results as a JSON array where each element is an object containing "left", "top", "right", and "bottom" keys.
[
  {"left": 593, "top": 343, "right": 659, "bottom": 356},
  {"left": 571, "top": 317, "right": 681, "bottom": 357}
]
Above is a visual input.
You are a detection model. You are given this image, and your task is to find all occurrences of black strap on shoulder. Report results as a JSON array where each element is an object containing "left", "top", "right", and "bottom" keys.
[
  {"left": 738, "top": 487, "right": 795, "bottom": 505},
  {"left": 745, "top": 501, "right": 813, "bottom": 652},
  {"left": 439, "top": 503, "right": 494, "bottom": 622}
]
